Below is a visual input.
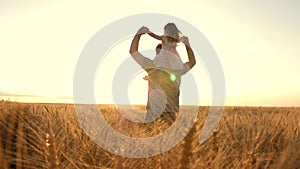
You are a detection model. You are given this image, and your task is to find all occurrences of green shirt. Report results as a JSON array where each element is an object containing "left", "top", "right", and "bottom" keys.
[{"left": 132, "top": 52, "right": 190, "bottom": 113}]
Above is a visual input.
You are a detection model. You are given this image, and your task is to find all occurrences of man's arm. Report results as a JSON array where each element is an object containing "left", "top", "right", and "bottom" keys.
[
  {"left": 129, "top": 27, "right": 155, "bottom": 68},
  {"left": 129, "top": 33, "right": 141, "bottom": 54},
  {"left": 182, "top": 36, "right": 196, "bottom": 70}
]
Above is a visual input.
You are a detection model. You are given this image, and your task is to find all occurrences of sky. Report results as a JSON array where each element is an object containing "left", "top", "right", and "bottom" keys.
[{"left": 0, "top": 0, "right": 299, "bottom": 106}]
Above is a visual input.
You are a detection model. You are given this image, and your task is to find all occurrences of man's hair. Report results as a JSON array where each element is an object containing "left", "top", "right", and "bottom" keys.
[{"left": 156, "top": 44, "right": 162, "bottom": 55}]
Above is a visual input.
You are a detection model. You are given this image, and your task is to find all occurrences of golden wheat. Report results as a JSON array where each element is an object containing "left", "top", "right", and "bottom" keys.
[{"left": 0, "top": 100, "right": 299, "bottom": 169}]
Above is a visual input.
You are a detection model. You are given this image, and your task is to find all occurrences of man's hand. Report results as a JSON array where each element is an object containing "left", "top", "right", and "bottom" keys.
[
  {"left": 136, "top": 26, "right": 150, "bottom": 35},
  {"left": 130, "top": 26, "right": 149, "bottom": 54}
]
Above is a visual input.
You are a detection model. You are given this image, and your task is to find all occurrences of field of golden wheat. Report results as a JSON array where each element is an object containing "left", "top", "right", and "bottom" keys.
[{"left": 0, "top": 100, "right": 299, "bottom": 169}]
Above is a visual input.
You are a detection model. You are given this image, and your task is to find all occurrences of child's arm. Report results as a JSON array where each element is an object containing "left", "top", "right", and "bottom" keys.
[{"left": 148, "top": 32, "right": 163, "bottom": 41}]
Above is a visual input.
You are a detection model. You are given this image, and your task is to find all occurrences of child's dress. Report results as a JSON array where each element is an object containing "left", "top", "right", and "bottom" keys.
[{"left": 153, "top": 36, "right": 183, "bottom": 70}]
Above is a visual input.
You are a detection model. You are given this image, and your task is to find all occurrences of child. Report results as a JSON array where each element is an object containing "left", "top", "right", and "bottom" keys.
[{"left": 148, "top": 23, "right": 184, "bottom": 70}]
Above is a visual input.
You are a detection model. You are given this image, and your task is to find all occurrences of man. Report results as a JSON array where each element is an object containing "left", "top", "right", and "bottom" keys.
[{"left": 129, "top": 26, "right": 196, "bottom": 124}]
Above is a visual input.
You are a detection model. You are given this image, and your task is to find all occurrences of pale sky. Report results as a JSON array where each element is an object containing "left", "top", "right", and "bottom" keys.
[{"left": 0, "top": 0, "right": 299, "bottom": 106}]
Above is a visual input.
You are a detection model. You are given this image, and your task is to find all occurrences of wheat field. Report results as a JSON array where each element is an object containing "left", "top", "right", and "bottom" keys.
[{"left": 0, "top": 100, "right": 299, "bottom": 169}]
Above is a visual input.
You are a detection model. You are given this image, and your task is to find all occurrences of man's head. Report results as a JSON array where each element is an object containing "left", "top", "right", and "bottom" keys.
[{"left": 156, "top": 43, "right": 162, "bottom": 55}]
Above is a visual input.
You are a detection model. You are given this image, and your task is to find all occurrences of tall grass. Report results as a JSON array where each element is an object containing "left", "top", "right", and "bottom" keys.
[{"left": 0, "top": 100, "right": 299, "bottom": 168}]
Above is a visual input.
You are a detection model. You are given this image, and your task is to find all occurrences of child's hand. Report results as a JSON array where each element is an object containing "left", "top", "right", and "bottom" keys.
[
  {"left": 136, "top": 26, "right": 150, "bottom": 35},
  {"left": 182, "top": 36, "right": 190, "bottom": 45}
]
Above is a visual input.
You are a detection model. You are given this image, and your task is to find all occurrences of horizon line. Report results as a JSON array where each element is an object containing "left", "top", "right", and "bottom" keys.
[{"left": 1, "top": 99, "right": 299, "bottom": 108}]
